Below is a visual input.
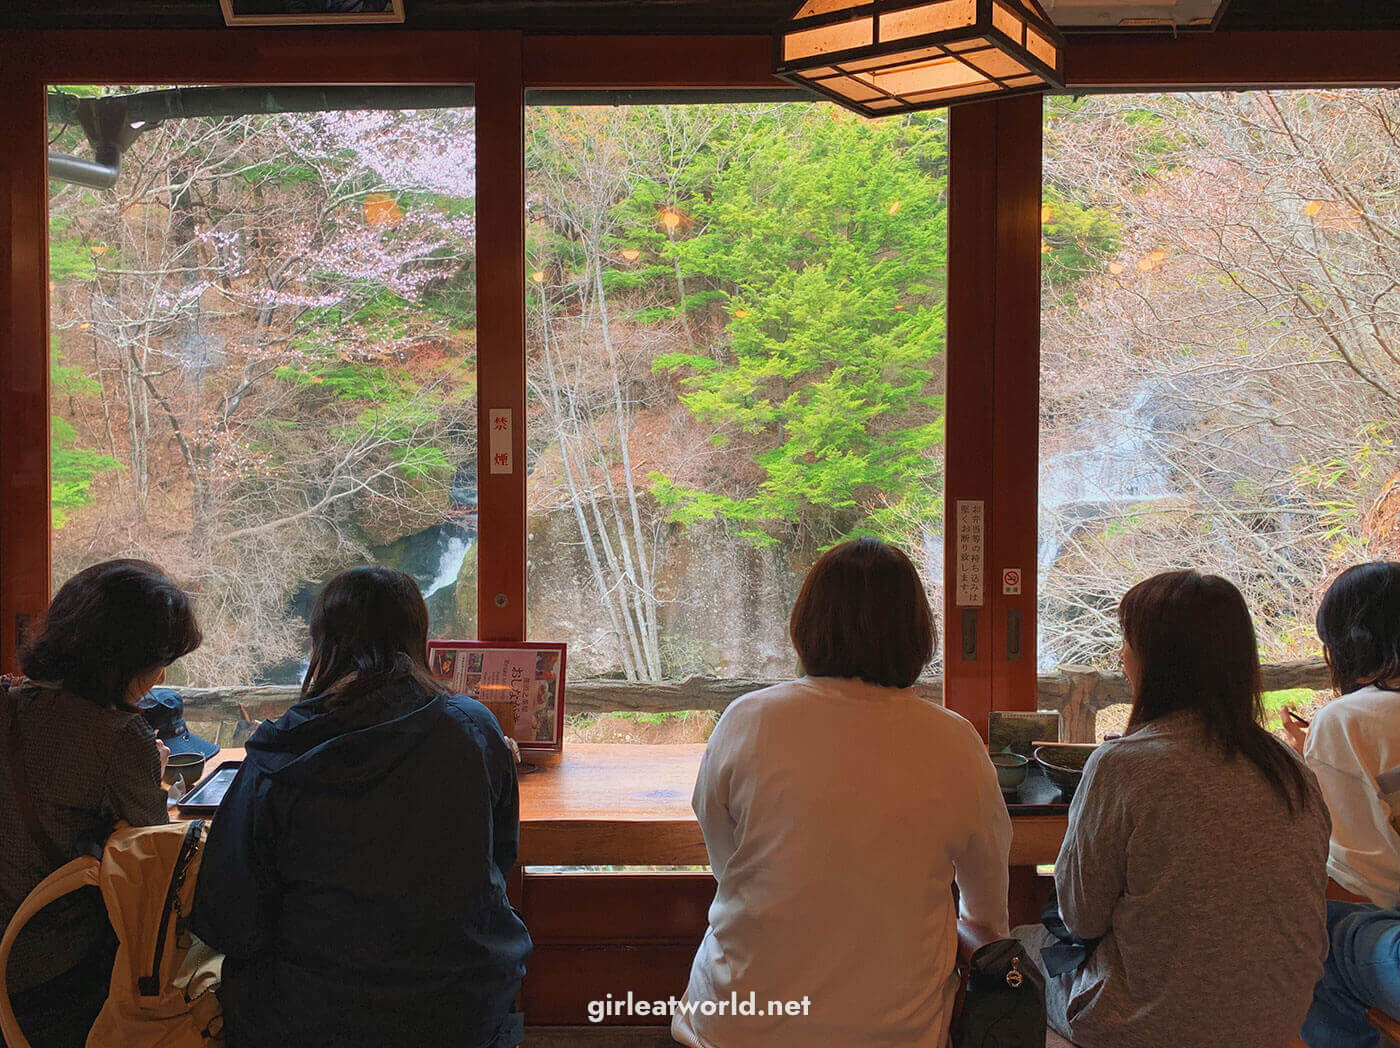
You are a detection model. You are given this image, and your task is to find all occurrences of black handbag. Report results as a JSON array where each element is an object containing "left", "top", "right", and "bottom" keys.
[{"left": 952, "top": 938, "right": 1048, "bottom": 1048}]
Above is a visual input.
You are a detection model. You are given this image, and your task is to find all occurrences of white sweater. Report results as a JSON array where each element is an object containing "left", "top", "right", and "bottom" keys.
[
  {"left": 1305, "top": 685, "right": 1400, "bottom": 906},
  {"left": 672, "top": 676, "right": 1012, "bottom": 1048}
]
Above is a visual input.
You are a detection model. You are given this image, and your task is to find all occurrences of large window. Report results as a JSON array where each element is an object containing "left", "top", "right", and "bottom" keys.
[
  {"left": 47, "top": 86, "right": 478, "bottom": 685},
  {"left": 523, "top": 101, "right": 949, "bottom": 737},
  {"left": 1039, "top": 90, "right": 1400, "bottom": 734}
]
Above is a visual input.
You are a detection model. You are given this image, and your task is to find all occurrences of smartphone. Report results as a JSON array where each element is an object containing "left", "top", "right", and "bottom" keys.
[{"left": 1285, "top": 709, "right": 1310, "bottom": 728}]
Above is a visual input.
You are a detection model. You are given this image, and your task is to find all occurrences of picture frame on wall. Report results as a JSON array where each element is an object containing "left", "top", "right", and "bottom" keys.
[
  {"left": 219, "top": 0, "right": 406, "bottom": 27},
  {"left": 427, "top": 640, "right": 567, "bottom": 763}
]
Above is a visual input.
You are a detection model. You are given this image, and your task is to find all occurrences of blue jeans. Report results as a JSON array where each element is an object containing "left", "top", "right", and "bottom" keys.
[{"left": 1303, "top": 901, "right": 1400, "bottom": 1048}]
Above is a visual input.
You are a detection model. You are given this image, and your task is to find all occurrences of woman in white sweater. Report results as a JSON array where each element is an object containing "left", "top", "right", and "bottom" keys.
[
  {"left": 672, "top": 538, "right": 1012, "bottom": 1048},
  {"left": 1283, "top": 561, "right": 1400, "bottom": 905}
]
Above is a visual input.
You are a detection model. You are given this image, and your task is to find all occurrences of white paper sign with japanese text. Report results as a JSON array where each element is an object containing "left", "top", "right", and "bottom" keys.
[
  {"left": 489, "top": 407, "right": 512, "bottom": 474},
  {"left": 956, "top": 499, "right": 985, "bottom": 607}
]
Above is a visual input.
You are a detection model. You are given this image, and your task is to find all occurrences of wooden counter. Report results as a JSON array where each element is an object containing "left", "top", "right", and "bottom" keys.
[{"left": 185, "top": 743, "right": 1066, "bottom": 867}]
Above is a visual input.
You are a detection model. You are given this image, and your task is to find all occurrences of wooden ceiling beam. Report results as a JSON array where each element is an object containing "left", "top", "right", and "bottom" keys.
[
  {"left": 7, "top": 28, "right": 483, "bottom": 83},
  {"left": 1065, "top": 29, "right": 1400, "bottom": 89},
  {"left": 523, "top": 34, "right": 784, "bottom": 89},
  {"left": 9, "top": 26, "right": 1400, "bottom": 92}
]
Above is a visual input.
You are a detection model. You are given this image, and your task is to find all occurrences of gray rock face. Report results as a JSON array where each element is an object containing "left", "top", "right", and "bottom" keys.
[{"left": 526, "top": 509, "right": 802, "bottom": 680}]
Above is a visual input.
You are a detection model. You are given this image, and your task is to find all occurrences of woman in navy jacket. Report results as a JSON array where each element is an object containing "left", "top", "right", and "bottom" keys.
[{"left": 192, "top": 567, "right": 531, "bottom": 1048}]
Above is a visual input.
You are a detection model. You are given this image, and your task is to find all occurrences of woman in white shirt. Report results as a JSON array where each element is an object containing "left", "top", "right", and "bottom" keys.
[
  {"left": 1283, "top": 561, "right": 1400, "bottom": 906},
  {"left": 672, "top": 537, "right": 1012, "bottom": 1048}
]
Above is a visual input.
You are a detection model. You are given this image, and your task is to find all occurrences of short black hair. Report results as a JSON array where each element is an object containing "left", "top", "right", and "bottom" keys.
[
  {"left": 789, "top": 538, "right": 936, "bottom": 689},
  {"left": 21, "top": 559, "right": 202, "bottom": 710},
  {"left": 1317, "top": 562, "right": 1400, "bottom": 696}
]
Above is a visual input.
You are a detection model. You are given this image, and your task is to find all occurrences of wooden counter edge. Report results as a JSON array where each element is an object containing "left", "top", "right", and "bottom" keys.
[
  {"left": 188, "top": 750, "right": 1066, "bottom": 868},
  {"left": 518, "top": 814, "right": 1066, "bottom": 868}
]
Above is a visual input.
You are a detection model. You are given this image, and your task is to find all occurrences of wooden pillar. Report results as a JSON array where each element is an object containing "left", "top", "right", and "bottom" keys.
[
  {"left": 0, "top": 64, "right": 50, "bottom": 672},
  {"left": 475, "top": 31, "right": 528, "bottom": 642},
  {"left": 944, "top": 95, "right": 1042, "bottom": 733},
  {"left": 988, "top": 97, "right": 1042, "bottom": 719}
]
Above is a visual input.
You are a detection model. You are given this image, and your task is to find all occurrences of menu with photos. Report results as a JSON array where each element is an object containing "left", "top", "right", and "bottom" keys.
[{"left": 427, "top": 640, "right": 566, "bottom": 757}]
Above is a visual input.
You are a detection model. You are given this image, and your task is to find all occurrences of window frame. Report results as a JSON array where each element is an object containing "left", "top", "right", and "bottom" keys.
[{"left": 4, "top": 26, "right": 1400, "bottom": 728}]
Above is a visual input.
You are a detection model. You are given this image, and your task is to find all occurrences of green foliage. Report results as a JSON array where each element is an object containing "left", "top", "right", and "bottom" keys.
[
  {"left": 278, "top": 359, "right": 458, "bottom": 483},
  {"left": 235, "top": 160, "right": 319, "bottom": 188},
  {"left": 1292, "top": 425, "right": 1393, "bottom": 556},
  {"left": 651, "top": 352, "right": 718, "bottom": 375},
  {"left": 392, "top": 445, "right": 453, "bottom": 479},
  {"left": 1261, "top": 688, "right": 1319, "bottom": 732},
  {"left": 48, "top": 213, "right": 97, "bottom": 283},
  {"left": 50, "top": 337, "right": 99, "bottom": 397},
  {"left": 1262, "top": 687, "right": 1315, "bottom": 713},
  {"left": 1041, "top": 187, "right": 1121, "bottom": 295},
  {"left": 50, "top": 340, "right": 121, "bottom": 527},
  {"left": 51, "top": 417, "right": 121, "bottom": 529},
  {"left": 636, "top": 109, "right": 948, "bottom": 547}
]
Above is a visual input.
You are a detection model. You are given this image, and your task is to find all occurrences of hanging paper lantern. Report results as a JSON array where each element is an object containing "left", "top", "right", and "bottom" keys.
[{"left": 774, "top": 0, "right": 1066, "bottom": 117}]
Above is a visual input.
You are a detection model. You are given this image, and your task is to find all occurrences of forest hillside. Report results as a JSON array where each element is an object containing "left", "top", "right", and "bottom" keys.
[{"left": 45, "top": 89, "right": 1400, "bottom": 684}]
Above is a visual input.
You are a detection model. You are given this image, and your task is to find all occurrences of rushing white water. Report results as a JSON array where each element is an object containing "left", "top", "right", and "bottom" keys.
[
  {"left": 1039, "top": 386, "right": 1175, "bottom": 573},
  {"left": 1037, "top": 385, "right": 1178, "bottom": 668},
  {"left": 423, "top": 534, "right": 472, "bottom": 600}
]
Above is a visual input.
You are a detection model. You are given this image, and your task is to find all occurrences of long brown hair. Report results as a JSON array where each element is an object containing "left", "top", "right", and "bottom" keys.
[
  {"left": 302, "top": 566, "right": 446, "bottom": 709},
  {"left": 789, "top": 538, "right": 936, "bottom": 689},
  {"left": 1119, "top": 570, "right": 1310, "bottom": 815},
  {"left": 21, "top": 559, "right": 202, "bottom": 711}
]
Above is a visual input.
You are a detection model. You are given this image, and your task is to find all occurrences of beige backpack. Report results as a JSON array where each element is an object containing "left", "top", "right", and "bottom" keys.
[{"left": 0, "top": 820, "right": 224, "bottom": 1048}]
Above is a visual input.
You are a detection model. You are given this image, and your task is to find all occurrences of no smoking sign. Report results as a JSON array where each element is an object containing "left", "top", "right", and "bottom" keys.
[{"left": 1002, "top": 568, "right": 1022, "bottom": 595}]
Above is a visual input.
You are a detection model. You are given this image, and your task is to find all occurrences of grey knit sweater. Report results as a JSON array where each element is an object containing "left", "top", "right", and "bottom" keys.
[{"left": 1053, "top": 711, "right": 1331, "bottom": 1048}]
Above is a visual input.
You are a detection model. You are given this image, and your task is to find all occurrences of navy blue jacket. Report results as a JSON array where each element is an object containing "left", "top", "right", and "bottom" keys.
[{"left": 191, "top": 683, "right": 531, "bottom": 1048}]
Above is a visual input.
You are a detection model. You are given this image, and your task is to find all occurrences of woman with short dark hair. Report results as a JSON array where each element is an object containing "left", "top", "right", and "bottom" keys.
[
  {"left": 672, "top": 538, "right": 1011, "bottom": 1048},
  {"left": 1017, "top": 570, "right": 1330, "bottom": 1048},
  {"left": 2, "top": 559, "right": 201, "bottom": 1048},
  {"left": 191, "top": 566, "right": 531, "bottom": 1048}
]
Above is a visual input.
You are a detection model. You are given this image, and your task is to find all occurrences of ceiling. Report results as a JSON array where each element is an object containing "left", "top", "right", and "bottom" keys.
[
  {"left": 1042, "top": 0, "right": 1224, "bottom": 28},
  {"left": 2, "top": 0, "right": 1399, "bottom": 33}
]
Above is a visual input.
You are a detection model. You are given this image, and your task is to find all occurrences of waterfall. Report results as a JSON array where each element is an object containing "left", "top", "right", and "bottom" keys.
[
  {"left": 423, "top": 534, "right": 472, "bottom": 600},
  {"left": 1039, "top": 385, "right": 1175, "bottom": 574},
  {"left": 1038, "top": 384, "right": 1177, "bottom": 668}
]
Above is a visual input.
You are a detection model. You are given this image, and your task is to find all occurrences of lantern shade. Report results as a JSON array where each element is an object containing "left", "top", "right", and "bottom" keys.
[{"left": 774, "top": 0, "right": 1065, "bottom": 117}]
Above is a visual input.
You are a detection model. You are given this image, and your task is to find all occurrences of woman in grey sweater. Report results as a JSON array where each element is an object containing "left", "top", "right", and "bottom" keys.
[{"left": 1018, "top": 570, "right": 1331, "bottom": 1048}]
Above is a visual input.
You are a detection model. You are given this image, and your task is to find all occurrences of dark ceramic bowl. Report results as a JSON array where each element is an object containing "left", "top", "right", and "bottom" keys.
[
  {"left": 164, "top": 751, "right": 206, "bottom": 788},
  {"left": 1033, "top": 743, "right": 1098, "bottom": 800}
]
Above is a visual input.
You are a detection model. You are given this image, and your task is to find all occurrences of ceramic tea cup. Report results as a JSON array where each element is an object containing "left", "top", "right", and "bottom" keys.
[
  {"left": 991, "top": 751, "right": 1030, "bottom": 794},
  {"left": 164, "top": 751, "right": 206, "bottom": 789}
]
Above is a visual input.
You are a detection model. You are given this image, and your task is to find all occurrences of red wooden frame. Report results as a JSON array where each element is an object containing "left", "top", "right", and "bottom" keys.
[
  {"left": 4, "top": 24, "right": 1400, "bottom": 716},
  {"left": 6, "top": 22, "right": 1400, "bottom": 1030},
  {"left": 0, "top": 66, "right": 50, "bottom": 672},
  {"left": 477, "top": 31, "right": 530, "bottom": 641}
]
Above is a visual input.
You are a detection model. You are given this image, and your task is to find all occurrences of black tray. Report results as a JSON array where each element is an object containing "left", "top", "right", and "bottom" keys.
[
  {"left": 1002, "top": 764, "right": 1071, "bottom": 814},
  {"left": 175, "top": 761, "right": 242, "bottom": 814}
]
